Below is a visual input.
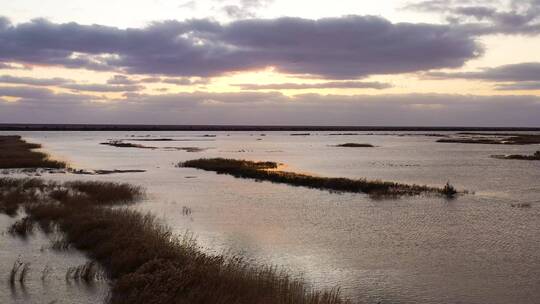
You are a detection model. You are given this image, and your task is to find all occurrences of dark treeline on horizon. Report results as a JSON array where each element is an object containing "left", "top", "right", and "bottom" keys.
[{"left": 1, "top": 124, "right": 540, "bottom": 132}]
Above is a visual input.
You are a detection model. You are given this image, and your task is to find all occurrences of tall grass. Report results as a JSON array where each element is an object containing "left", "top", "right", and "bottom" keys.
[
  {"left": 9, "top": 259, "right": 30, "bottom": 285},
  {"left": 1, "top": 177, "right": 350, "bottom": 304},
  {"left": 0, "top": 135, "right": 66, "bottom": 168},
  {"left": 180, "top": 158, "right": 458, "bottom": 198}
]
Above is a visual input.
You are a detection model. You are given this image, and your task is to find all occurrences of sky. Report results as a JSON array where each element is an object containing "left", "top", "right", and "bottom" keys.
[{"left": 0, "top": 0, "right": 539, "bottom": 126}]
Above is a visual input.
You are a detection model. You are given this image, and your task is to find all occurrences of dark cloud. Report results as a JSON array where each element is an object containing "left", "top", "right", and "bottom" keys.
[
  {"left": 61, "top": 83, "right": 144, "bottom": 92},
  {"left": 0, "top": 75, "right": 71, "bottom": 86},
  {"left": 0, "top": 85, "right": 91, "bottom": 102},
  {"left": 162, "top": 78, "right": 209, "bottom": 85},
  {"left": 425, "top": 62, "right": 540, "bottom": 81},
  {"left": 140, "top": 77, "right": 162, "bottom": 83},
  {"left": 107, "top": 75, "right": 137, "bottom": 85},
  {"left": 233, "top": 81, "right": 392, "bottom": 90},
  {"left": 136, "top": 76, "right": 209, "bottom": 85},
  {"left": 406, "top": 0, "right": 540, "bottom": 35},
  {"left": 0, "top": 15, "right": 482, "bottom": 78},
  {"left": 1, "top": 85, "right": 539, "bottom": 126},
  {"left": 0, "top": 85, "right": 55, "bottom": 99}
]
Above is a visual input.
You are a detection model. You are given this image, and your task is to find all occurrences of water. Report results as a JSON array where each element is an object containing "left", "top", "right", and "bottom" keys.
[{"left": 1, "top": 131, "right": 540, "bottom": 304}]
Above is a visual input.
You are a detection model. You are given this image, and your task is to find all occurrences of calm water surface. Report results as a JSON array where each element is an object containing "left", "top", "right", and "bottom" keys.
[{"left": 1, "top": 131, "right": 540, "bottom": 304}]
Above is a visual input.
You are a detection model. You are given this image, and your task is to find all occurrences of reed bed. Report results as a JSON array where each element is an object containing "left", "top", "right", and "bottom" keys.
[
  {"left": 0, "top": 135, "right": 66, "bottom": 168},
  {"left": 1, "top": 177, "right": 350, "bottom": 304},
  {"left": 180, "top": 158, "right": 458, "bottom": 198}
]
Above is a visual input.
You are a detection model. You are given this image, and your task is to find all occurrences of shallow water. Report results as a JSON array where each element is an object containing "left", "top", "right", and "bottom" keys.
[{"left": 2, "top": 131, "right": 540, "bottom": 304}]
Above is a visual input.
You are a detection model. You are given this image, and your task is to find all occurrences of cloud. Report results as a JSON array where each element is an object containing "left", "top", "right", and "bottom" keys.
[
  {"left": 425, "top": 62, "right": 540, "bottom": 81},
  {"left": 405, "top": 0, "right": 540, "bottom": 35},
  {"left": 0, "top": 62, "right": 30, "bottom": 70},
  {"left": 61, "top": 83, "right": 144, "bottom": 92},
  {"left": 136, "top": 76, "right": 209, "bottom": 85},
  {"left": 162, "top": 78, "right": 209, "bottom": 85},
  {"left": 0, "top": 85, "right": 91, "bottom": 103},
  {"left": 219, "top": 0, "right": 273, "bottom": 19},
  {"left": 179, "top": 0, "right": 197, "bottom": 10},
  {"left": 0, "top": 15, "right": 482, "bottom": 79},
  {"left": 0, "top": 85, "right": 55, "bottom": 99},
  {"left": 0, "top": 74, "right": 143, "bottom": 92},
  {"left": 232, "top": 81, "right": 392, "bottom": 90},
  {"left": 1, "top": 85, "right": 539, "bottom": 126},
  {"left": 0, "top": 75, "right": 71, "bottom": 86},
  {"left": 107, "top": 75, "right": 137, "bottom": 85},
  {"left": 495, "top": 81, "right": 540, "bottom": 90}
]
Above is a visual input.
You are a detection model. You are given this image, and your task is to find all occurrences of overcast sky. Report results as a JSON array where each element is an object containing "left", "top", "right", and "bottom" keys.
[{"left": 1, "top": 0, "right": 539, "bottom": 126}]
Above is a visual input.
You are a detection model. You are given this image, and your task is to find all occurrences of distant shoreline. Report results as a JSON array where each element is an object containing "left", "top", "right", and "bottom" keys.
[{"left": 1, "top": 124, "right": 540, "bottom": 132}]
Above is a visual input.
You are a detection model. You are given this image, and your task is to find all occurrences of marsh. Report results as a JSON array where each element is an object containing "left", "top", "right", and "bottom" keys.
[{"left": 1, "top": 131, "right": 540, "bottom": 304}]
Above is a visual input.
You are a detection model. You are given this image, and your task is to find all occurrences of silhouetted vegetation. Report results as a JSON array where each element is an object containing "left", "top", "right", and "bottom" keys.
[
  {"left": 328, "top": 133, "right": 359, "bottom": 136},
  {"left": 335, "top": 143, "right": 374, "bottom": 148},
  {"left": 101, "top": 140, "right": 206, "bottom": 152},
  {"left": 9, "top": 259, "right": 30, "bottom": 285},
  {"left": 1, "top": 177, "right": 349, "bottom": 304},
  {"left": 101, "top": 140, "right": 155, "bottom": 149},
  {"left": 163, "top": 147, "right": 206, "bottom": 152},
  {"left": 64, "top": 180, "right": 144, "bottom": 205},
  {"left": 491, "top": 151, "right": 540, "bottom": 160},
  {"left": 66, "top": 261, "right": 104, "bottom": 283},
  {"left": 438, "top": 134, "right": 540, "bottom": 145},
  {"left": 126, "top": 138, "right": 174, "bottom": 141},
  {"left": 511, "top": 202, "right": 532, "bottom": 208},
  {"left": 70, "top": 169, "right": 147, "bottom": 175},
  {"left": 8, "top": 216, "right": 35, "bottom": 237},
  {"left": 180, "top": 158, "right": 459, "bottom": 198},
  {"left": 0, "top": 135, "right": 66, "bottom": 168},
  {"left": 442, "top": 182, "right": 457, "bottom": 198}
]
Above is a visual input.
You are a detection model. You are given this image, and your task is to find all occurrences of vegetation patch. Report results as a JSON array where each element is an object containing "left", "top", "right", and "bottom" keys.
[
  {"left": 0, "top": 135, "right": 66, "bottom": 169},
  {"left": 162, "top": 147, "right": 207, "bottom": 152},
  {"left": 437, "top": 133, "right": 540, "bottom": 145},
  {"left": 334, "top": 143, "right": 374, "bottom": 148},
  {"left": 102, "top": 140, "right": 207, "bottom": 152},
  {"left": 101, "top": 140, "right": 156, "bottom": 149},
  {"left": 1, "top": 177, "right": 349, "bottom": 304},
  {"left": 328, "top": 133, "right": 359, "bottom": 136},
  {"left": 491, "top": 151, "right": 540, "bottom": 160},
  {"left": 125, "top": 138, "right": 175, "bottom": 141},
  {"left": 179, "top": 158, "right": 459, "bottom": 198}
]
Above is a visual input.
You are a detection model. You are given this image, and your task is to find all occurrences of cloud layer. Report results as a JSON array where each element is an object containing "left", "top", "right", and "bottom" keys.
[
  {"left": 0, "top": 15, "right": 482, "bottom": 78},
  {"left": 406, "top": 0, "right": 540, "bottom": 35},
  {"left": 427, "top": 62, "right": 540, "bottom": 82},
  {"left": 233, "top": 81, "right": 392, "bottom": 90},
  {"left": 1, "top": 85, "right": 539, "bottom": 126}
]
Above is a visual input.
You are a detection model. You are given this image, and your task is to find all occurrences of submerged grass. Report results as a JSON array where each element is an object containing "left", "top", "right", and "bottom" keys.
[
  {"left": 491, "top": 151, "right": 540, "bottom": 160},
  {"left": 0, "top": 135, "right": 66, "bottom": 169},
  {"left": 180, "top": 158, "right": 459, "bottom": 198},
  {"left": 437, "top": 134, "right": 540, "bottom": 145},
  {"left": 1, "top": 177, "right": 349, "bottom": 304}
]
